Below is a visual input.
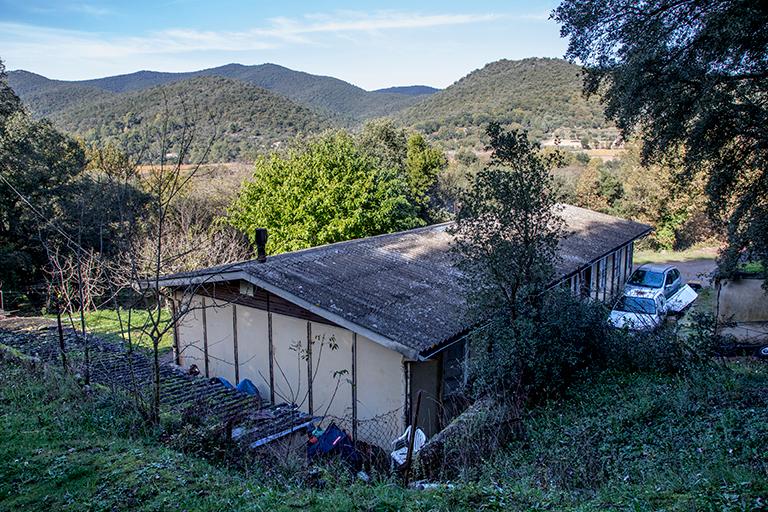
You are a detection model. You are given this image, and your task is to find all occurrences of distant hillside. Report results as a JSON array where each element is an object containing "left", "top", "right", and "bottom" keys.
[
  {"left": 373, "top": 85, "right": 439, "bottom": 96},
  {"left": 8, "top": 63, "right": 423, "bottom": 122},
  {"left": 49, "top": 76, "right": 333, "bottom": 162},
  {"left": 395, "top": 58, "right": 617, "bottom": 149}
]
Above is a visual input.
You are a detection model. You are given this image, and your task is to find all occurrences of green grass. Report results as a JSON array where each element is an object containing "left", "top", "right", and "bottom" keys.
[
  {"left": 634, "top": 246, "right": 719, "bottom": 265},
  {"left": 1, "top": 349, "right": 766, "bottom": 510},
  {"left": 50, "top": 309, "right": 173, "bottom": 351}
]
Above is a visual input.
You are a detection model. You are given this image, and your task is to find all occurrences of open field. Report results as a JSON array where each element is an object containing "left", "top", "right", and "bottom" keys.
[{"left": 47, "top": 309, "right": 173, "bottom": 351}]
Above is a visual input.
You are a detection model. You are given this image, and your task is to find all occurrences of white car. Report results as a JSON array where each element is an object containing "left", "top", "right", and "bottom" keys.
[{"left": 609, "top": 287, "right": 668, "bottom": 331}]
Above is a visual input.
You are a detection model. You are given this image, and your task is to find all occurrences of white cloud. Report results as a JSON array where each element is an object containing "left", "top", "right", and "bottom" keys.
[{"left": 0, "top": 10, "right": 505, "bottom": 61}]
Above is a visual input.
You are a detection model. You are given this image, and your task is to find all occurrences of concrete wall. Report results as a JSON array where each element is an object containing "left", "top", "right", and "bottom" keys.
[
  {"left": 717, "top": 278, "right": 768, "bottom": 322},
  {"left": 205, "top": 301, "right": 237, "bottom": 383},
  {"left": 174, "top": 290, "right": 406, "bottom": 447},
  {"left": 235, "top": 305, "right": 271, "bottom": 398},
  {"left": 176, "top": 295, "right": 206, "bottom": 371},
  {"left": 355, "top": 334, "right": 406, "bottom": 442}
]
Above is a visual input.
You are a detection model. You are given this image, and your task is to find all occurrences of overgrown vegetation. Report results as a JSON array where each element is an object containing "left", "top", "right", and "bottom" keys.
[
  {"left": 1, "top": 342, "right": 765, "bottom": 511},
  {"left": 554, "top": 0, "right": 768, "bottom": 279},
  {"left": 228, "top": 121, "right": 446, "bottom": 253},
  {"left": 396, "top": 58, "right": 618, "bottom": 150}
]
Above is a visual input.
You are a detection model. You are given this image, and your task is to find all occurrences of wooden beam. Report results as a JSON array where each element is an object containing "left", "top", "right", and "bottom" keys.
[
  {"left": 267, "top": 295, "right": 275, "bottom": 404},
  {"left": 202, "top": 297, "right": 210, "bottom": 378},
  {"left": 307, "top": 321, "right": 313, "bottom": 415},
  {"left": 232, "top": 304, "right": 239, "bottom": 384},
  {"left": 351, "top": 333, "right": 358, "bottom": 443}
]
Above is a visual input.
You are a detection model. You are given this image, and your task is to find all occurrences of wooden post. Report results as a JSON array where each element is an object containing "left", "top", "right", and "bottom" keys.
[
  {"left": 351, "top": 333, "right": 358, "bottom": 443},
  {"left": 202, "top": 297, "right": 210, "bottom": 378},
  {"left": 232, "top": 305, "right": 239, "bottom": 384},
  {"left": 403, "top": 389, "right": 423, "bottom": 486},
  {"left": 267, "top": 294, "right": 275, "bottom": 403},
  {"left": 306, "top": 321, "right": 313, "bottom": 415},
  {"left": 56, "top": 306, "right": 67, "bottom": 373}
]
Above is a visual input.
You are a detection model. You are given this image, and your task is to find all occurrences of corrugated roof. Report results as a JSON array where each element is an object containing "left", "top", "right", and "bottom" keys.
[{"left": 159, "top": 205, "right": 650, "bottom": 357}]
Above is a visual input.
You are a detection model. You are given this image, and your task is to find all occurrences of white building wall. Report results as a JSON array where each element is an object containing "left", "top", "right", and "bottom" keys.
[
  {"left": 205, "top": 301, "right": 237, "bottom": 383},
  {"left": 355, "top": 334, "right": 406, "bottom": 442},
  {"left": 235, "top": 305, "right": 271, "bottom": 398},
  {"left": 270, "top": 312, "right": 309, "bottom": 408},
  {"left": 176, "top": 295, "right": 206, "bottom": 371},
  {"left": 309, "top": 322, "right": 354, "bottom": 429}
]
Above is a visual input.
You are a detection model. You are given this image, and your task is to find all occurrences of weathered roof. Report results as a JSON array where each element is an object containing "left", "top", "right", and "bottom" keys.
[{"left": 158, "top": 204, "right": 650, "bottom": 359}]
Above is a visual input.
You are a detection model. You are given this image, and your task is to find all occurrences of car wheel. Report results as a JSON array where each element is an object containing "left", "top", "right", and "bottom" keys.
[{"left": 758, "top": 345, "right": 768, "bottom": 359}]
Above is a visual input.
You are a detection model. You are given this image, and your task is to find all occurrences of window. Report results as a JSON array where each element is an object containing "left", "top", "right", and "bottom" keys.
[
  {"left": 665, "top": 272, "right": 675, "bottom": 286},
  {"left": 628, "top": 269, "right": 664, "bottom": 288},
  {"left": 614, "top": 296, "right": 657, "bottom": 315}
]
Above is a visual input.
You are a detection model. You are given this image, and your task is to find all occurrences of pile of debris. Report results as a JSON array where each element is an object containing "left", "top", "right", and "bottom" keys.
[{"left": 0, "top": 316, "right": 312, "bottom": 450}]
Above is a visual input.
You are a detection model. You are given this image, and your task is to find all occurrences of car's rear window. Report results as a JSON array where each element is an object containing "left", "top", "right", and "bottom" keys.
[
  {"left": 614, "top": 296, "right": 657, "bottom": 315},
  {"left": 628, "top": 269, "right": 664, "bottom": 288}
]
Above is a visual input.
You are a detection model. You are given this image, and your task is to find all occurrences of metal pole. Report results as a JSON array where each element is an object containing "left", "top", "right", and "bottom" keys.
[{"left": 403, "top": 389, "right": 423, "bottom": 486}]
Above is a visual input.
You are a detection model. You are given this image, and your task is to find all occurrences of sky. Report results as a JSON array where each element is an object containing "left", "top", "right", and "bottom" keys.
[{"left": 0, "top": 0, "right": 567, "bottom": 90}]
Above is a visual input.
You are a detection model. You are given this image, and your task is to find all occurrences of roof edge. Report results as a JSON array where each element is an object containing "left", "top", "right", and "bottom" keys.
[{"left": 156, "top": 270, "right": 423, "bottom": 361}]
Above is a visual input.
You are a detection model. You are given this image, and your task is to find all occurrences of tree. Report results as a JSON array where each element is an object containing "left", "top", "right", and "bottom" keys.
[
  {"left": 553, "top": 0, "right": 768, "bottom": 276},
  {"left": 0, "top": 60, "right": 87, "bottom": 293},
  {"left": 452, "top": 123, "right": 565, "bottom": 398},
  {"left": 228, "top": 131, "right": 423, "bottom": 253},
  {"left": 357, "top": 119, "right": 447, "bottom": 221}
]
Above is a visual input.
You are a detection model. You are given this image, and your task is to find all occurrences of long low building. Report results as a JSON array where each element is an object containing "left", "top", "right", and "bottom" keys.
[{"left": 156, "top": 204, "right": 650, "bottom": 446}]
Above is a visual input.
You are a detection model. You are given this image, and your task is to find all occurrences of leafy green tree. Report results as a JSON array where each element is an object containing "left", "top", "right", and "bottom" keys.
[
  {"left": 228, "top": 131, "right": 423, "bottom": 253},
  {"left": 357, "top": 120, "right": 447, "bottom": 220},
  {"left": 405, "top": 133, "right": 447, "bottom": 218},
  {"left": 453, "top": 123, "right": 565, "bottom": 399},
  {"left": 553, "top": 0, "right": 768, "bottom": 276},
  {"left": 0, "top": 80, "right": 86, "bottom": 291}
]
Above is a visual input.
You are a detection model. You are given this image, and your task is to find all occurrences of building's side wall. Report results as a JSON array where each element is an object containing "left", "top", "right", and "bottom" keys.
[
  {"left": 567, "top": 241, "right": 635, "bottom": 301},
  {"left": 205, "top": 301, "right": 237, "bottom": 383},
  {"left": 235, "top": 305, "right": 271, "bottom": 398},
  {"left": 176, "top": 295, "right": 206, "bottom": 371},
  {"left": 173, "top": 289, "right": 405, "bottom": 447},
  {"left": 309, "top": 322, "right": 354, "bottom": 431},
  {"left": 355, "top": 334, "right": 407, "bottom": 442},
  {"left": 717, "top": 278, "right": 768, "bottom": 322}
]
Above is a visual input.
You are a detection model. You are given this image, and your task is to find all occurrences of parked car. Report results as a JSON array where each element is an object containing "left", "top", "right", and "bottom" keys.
[
  {"left": 611, "top": 264, "right": 699, "bottom": 331},
  {"left": 624, "top": 263, "right": 698, "bottom": 314},
  {"left": 625, "top": 263, "right": 682, "bottom": 298},
  {"left": 609, "top": 287, "right": 668, "bottom": 331}
]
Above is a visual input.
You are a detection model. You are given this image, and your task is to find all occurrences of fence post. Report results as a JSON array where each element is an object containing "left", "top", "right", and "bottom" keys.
[{"left": 403, "top": 389, "right": 422, "bottom": 486}]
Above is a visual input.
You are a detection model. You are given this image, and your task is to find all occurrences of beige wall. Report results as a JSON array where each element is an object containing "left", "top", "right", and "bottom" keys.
[
  {"left": 270, "top": 311, "right": 309, "bottom": 407},
  {"left": 176, "top": 295, "right": 206, "bottom": 371},
  {"left": 355, "top": 334, "right": 406, "bottom": 442},
  {"left": 174, "top": 290, "right": 407, "bottom": 447},
  {"left": 235, "top": 305, "right": 271, "bottom": 398},
  {"left": 205, "top": 301, "right": 237, "bottom": 383},
  {"left": 718, "top": 278, "right": 768, "bottom": 322},
  {"left": 309, "top": 322, "right": 354, "bottom": 430}
]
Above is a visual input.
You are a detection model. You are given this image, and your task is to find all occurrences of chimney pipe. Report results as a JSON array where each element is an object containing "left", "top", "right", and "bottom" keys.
[{"left": 255, "top": 228, "right": 268, "bottom": 263}]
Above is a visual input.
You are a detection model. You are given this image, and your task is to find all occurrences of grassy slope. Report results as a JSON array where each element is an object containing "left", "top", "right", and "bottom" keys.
[
  {"left": 48, "top": 309, "right": 173, "bottom": 351},
  {"left": 1, "top": 350, "right": 766, "bottom": 511}
]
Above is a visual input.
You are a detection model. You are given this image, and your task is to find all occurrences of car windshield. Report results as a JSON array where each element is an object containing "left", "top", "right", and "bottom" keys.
[
  {"left": 614, "top": 296, "right": 657, "bottom": 315},
  {"left": 628, "top": 269, "right": 664, "bottom": 288}
]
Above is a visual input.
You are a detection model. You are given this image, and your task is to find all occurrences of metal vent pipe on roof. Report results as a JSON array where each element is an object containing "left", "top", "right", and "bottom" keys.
[{"left": 255, "top": 228, "right": 268, "bottom": 263}]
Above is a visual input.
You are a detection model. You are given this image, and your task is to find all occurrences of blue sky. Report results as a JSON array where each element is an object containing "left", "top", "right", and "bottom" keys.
[{"left": 0, "top": 1, "right": 567, "bottom": 89}]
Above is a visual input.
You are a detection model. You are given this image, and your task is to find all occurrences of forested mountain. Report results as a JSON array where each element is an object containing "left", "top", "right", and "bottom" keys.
[
  {"left": 395, "top": 58, "right": 617, "bottom": 149},
  {"left": 8, "top": 58, "right": 619, "bottom": 159},
  {"left": 8, "top": 63, "right": 424, "bottom": 122},
  {"left": 49, "top": 76, "right": 333, "bottom": 162},
  {"left": 373, "top": 85, "right": 439, "bottom": 96}
]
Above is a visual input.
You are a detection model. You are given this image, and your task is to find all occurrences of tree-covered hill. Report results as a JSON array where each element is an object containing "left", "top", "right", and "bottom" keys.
[
  {"left": 395, "top": 57, "right": 618, "bottom": 149},
  {"left": 373, "top": 85, "right": 440, "bottom": 96},
  {"left": 49, "top": 76, "right": 334, "bottom": 162},
  {"left": 8, "top": 63, "right": 424, "bottom": 122}
]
